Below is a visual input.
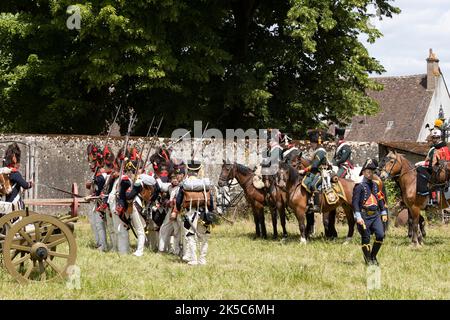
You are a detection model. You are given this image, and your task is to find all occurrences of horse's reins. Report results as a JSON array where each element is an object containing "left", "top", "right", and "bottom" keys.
[
  {"left": 218, "top": 164, "right": 252, "bottom": 189},
  {"left": 381, "top": 156, "right": 417, "bottom": 180}
]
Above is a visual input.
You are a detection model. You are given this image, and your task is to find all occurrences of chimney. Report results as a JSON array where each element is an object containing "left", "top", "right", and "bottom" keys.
[{"left": 426, "top": 48, "right": 440, "bottom": 91}]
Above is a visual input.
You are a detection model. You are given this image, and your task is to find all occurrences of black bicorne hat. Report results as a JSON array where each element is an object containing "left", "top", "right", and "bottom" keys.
[
  {"left": 307, "top": 129, "right": 321, "bottom": 144},
  {"left": 335, "top": 127, "right": 346, "bottom": 138},
  {"left": 360, "top": 158, "right": 378, "bottom": 176},
  {"left": 186, "top": 160, "right": 202, "bottom": 172}
]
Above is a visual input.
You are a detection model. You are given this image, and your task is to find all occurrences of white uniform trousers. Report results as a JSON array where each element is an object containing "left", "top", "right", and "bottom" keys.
[
  {"left": 182, "top": 211, "right": 210, "bottom": 265},
  {"left": 108, "top": 183, "right": 130, "bottom": 255},
  {"left": 130, "top": 200, "right": 147, "bottom": 257},
  {"left": 158, "top": 209, "right": 182, "bottom": 255}
]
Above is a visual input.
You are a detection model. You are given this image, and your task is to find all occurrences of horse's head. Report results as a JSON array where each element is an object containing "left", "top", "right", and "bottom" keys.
[
  {"left": 218, "top": 161, "right": 236, "bottom": 187},
  {"left": 380, "top": 150, "right": 403, "bottom": 180}
]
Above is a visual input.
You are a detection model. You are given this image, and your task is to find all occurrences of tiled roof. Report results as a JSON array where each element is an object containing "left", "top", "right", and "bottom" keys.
[{"left": 346, "top": 75, "right": 434, "bottom": 142}]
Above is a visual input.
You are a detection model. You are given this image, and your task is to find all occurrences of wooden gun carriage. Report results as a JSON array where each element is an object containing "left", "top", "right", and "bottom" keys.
[{"left": 0, "top": 179, "right": 92, "bottom": 284}]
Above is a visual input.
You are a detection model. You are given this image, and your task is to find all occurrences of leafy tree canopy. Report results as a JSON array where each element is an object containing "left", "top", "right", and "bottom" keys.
[{"left": 0, "top": 0, "right": 400, "bottom": 137}]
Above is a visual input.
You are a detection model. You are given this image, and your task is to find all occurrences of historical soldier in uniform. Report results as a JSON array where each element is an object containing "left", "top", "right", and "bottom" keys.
[
  {"left": 127, "top": 173, "right": 157, "bottom": 256},
  {"left": 158, "top": 172, "right": 182, "bottom": 255},
  {"left": 352, "top": 159, "right": 388, "bottom": 265},
  {"left": 108, "top": 148, "right": 133, "bottom": 254},
  {"left": 332, "top": 127, "right": 354, "bottom": 178},
  {"left": 86, "top": 143, "right": 105, "bottom": 250},
  {"left": 257, "top": 130, "right": 284, "bottom": 188},
  {"left": 299, "top": 130, "right": 330, "bottom": 212},
  {"left": 3, "top": 143, "right": 33, "bottom": 210},
  {"left": 173, "top": 160, "right": 215, "bottom": 266},
  {"left": 417, "top": 129, "right": 450, "bottom": 203}
]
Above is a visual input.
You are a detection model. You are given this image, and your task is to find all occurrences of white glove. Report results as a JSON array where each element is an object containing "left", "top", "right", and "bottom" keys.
[{"left": 0, "top": 167, "right": 12, "bottom": 174}]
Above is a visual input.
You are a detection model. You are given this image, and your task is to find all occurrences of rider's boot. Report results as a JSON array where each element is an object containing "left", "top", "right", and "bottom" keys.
[{"left": 310, "top": 191, "right": 321, "bottom": 212}]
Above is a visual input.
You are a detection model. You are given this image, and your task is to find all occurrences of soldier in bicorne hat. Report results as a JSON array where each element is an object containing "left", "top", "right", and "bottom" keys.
[{"left": 352, "top": 159, "right": 387, "bottom": 265}]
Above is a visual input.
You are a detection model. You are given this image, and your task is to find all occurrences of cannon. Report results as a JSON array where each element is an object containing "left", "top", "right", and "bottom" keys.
[{"left": 0, "top": 183, "right": 94, "bottom": 284}]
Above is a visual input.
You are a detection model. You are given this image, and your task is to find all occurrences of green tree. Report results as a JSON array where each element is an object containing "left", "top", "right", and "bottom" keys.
[{"left": 0, "top": 0, "right": 400, "bottom": 136}]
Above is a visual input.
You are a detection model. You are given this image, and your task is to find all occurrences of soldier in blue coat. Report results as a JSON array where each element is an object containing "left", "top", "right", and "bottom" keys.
[{"left": 352, "top": 159, "right": 388, "bottom": 265}]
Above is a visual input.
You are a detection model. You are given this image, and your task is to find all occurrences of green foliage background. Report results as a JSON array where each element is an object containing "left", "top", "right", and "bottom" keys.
[{"left": 0, "top": 0, "right": 400, "bottom": 135}]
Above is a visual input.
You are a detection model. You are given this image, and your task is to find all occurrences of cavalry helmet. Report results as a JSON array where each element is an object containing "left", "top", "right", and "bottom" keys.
[{"left": 431, "top": 129, "right": 442, "bottom": 138}]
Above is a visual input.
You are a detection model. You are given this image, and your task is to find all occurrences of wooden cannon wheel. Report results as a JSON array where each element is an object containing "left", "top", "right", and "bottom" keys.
[
  {"left": 0, "top": 211, "right": 35, "bottom": 251},
  {"left": 2, "top": 213, "right": 77, "bottom": 284}
]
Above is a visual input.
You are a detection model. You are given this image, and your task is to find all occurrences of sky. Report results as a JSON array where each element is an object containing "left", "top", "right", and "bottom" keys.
[{"left": 366, "top": 0, "right": 450, "bottom": 78}]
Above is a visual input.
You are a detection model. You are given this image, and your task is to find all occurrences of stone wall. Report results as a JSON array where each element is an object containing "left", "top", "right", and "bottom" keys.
[{"left": 0, "top": 134, "right": 379, "bottom": 215}]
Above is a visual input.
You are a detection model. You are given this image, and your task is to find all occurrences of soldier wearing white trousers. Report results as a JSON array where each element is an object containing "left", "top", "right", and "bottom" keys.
[
  {"left": 158, "top": 175, "right": 182, "bottom": 255},
  {"left": 158, "top": 211, "right": 182, "bottom": 255},
  {"left": 128, "top": 173, "right": 159, "bottom": 256},
  {"left": 105, "top": 207, "right": 117, "bottom": 252},
  {"left": 87, "top": 205, "right": 100, "bottom": 247},
  {"left": 108, "top": 179, "right": 130, "bottom": 255},
  {"left": 181, "top": 210, "right": 210, "bottom": 265},
  {"left": 146, "top": 212, "right": 159, "bottom": 252},
  {"left": 173, "top": 160, "right": 214, "bottom": 266},
  {"left": 130, "top": 196, "right": 147, "bottom": 257},
  {"left": 94, "top": 206, "right": 108, "bottom": 252}
]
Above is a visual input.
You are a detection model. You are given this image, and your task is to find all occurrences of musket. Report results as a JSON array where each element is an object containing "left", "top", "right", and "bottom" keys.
[
  {"left": 102, "top": 106, "right": 122, "bottom": 153},
  {"left": 116, "top": 109, "right": 138, "bottom": 192},
  {"left": 143, "top": 116, "right": 164, "bottom": 171},
  {"left": 191, "top": 122, "right": 209, "bottom": 160},
  {"left": 39, "top": 183, "right": 86, "bottom": 198},
  {"left": 165, "top": 130, "right": 192, "bottom": 150},
  {"left": 132, "top": 116, "right": 155, "bottom": 179},
  {"left": 90, "top": 106, "right": 122, "bottom": 196}
]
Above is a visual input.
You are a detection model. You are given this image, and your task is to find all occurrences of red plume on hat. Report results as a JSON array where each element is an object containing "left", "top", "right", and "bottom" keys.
[{"left": 130, "top": 147, "right": 140, "bottom": 161}]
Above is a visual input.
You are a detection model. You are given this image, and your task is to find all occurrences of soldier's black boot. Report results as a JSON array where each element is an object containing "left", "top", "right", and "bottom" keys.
[
  {"left": 371, "top": 241, "right": 383, "bottom": 266},
  {"left": 311, "top": 192, "right": 321, "bottom": 212},
  {"left": 362, "top": 244, "right": 372, "bottom": 265}
]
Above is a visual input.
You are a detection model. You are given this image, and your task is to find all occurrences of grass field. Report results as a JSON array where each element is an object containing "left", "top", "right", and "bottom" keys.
[{"left": 0, "top": 215, "right": 449, "bottom": 300}]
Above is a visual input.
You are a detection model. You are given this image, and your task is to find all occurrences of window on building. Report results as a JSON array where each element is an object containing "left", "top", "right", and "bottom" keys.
[{"left": 386, "top": 121, "right": 394, "bottom": 130}]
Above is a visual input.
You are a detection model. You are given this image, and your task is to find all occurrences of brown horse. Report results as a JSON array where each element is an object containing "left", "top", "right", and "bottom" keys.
[
  {"left": 289, "top": 153, "right": 357, "bottom": 240},
  {"left": 218, "top": 162, "right": 269, "bottom": 238},
  {"left": 0, "top": 174, "right": 12, "bottom": 196},
  {"left": 380, "top": 151, "right": 443, "bottom": 246},
  {"left": 262, "top": 174, "right": 288, "bottom": 239},
  {"left": 276, "top": 162, "right": 356, "bottom": 242}
]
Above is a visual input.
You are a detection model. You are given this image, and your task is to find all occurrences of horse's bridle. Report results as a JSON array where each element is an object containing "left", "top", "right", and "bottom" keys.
[
  {"left": 380, "top": 156, "right": 399, "bottom": 179},
  {"left": 381, "top": 155, "right": 416, "bottom": 180},
  {"left": 219, "top": 164, "right": 248, "bottom": 188}
]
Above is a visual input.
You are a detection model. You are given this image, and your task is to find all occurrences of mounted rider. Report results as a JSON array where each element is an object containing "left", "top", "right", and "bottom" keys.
[
  {"left": 299, "top": 129, "right": 331, "bottom": 212},
  {"left": 332, "top": 127, "right": 354, "bottom": 178},
  {"left": 280, "top": 133, "right": 300, "bottom": 165},
  {"left": 417, "top": 128, "right": 450, "bottom": 202},
  {"left": 254, "top": 129, "right": 283, "bottom": 189}
]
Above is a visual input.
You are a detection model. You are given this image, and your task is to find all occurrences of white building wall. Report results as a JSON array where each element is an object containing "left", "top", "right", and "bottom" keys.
[{"left": 417, "top": 76, "right": 450, "bottom": 142}]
